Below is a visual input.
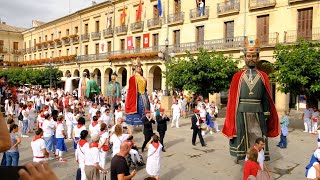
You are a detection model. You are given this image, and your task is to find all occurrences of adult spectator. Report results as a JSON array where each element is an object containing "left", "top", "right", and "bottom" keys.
[
  {"left": 110, "top": 142, "right": 137, "bottom": 180},
  {"left": 73, "top": 117, "right": 86, "bottom": 149},
  {"left": 243, "top": 147, "right": 261, "bottom": 180},
  {"left": 191, "top": 109, "right": 206, "bottom": 147},
  {"left": 146, "top": 135, "right": 162, "bottom": 180},
  {"left": 89, "top": 116, "right": 100, "bottom": 135},
  {"left": 303, "top": 104, "right": 313, "bottom": 133},
  {"left": 6, "top": 124, "right": 21, "bottom": 166},
  {"left": 110, "top": 125, "right": 132, "bottom": 157},
  {"left": 75, "top": 130, "right": 89, "bottom": 180},
  {"left": 141, "top": 110, "right": 155, "bottom": 152},
  {"left": 171, "top": 102, "right": 181, "bottom": 128},
  {"left": 42, "top": 112, "right": 56, "bottom": 160},
  {"left": 21, "top": 104, "right": 29, "bottom": 138},
  {"left": 156, "top": 108, "right": 170, "bottom": 152}
]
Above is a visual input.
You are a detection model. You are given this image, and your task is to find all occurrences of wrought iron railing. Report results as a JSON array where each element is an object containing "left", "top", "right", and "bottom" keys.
[
  {"left": 167, "top": 12, "right": 184, "bottom": 24},
  {"left": 190, "top": 7, "right": 209, "bottom": 20},
  {"left": 217, "top": 1, "right": 240, "bottom": 15},
  {"left": 284, "top": 28, "right": 320, "bottom": 43},
  {"left": 131, "top": 21, "right": 144, "bottom": 32},
  {"left": 115, "top": 25, "right": 128, "bottom": 34},
  {"left": 103, "top": 28, "right": 113, "bottom": 37},
  {"left": 247, "top": 32, "right": 279, "bottom": 46},
  {"left": 91, "top": 31, "right": 101, "bottom": 40},
  {"left": 81, "top": 33, "right": 90, "bottom": 41},
  {"left": 147, "top": 17, "right": 162, "bottom": 28},
  {"left": 249, "top": 0, "right": 276, "bottom": 9}
]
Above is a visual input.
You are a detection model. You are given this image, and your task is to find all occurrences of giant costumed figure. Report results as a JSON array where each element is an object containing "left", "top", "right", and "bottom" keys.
[
  {"left": 222, "top": 39, "right": 279, "bottom": 162},
  {"left": 86, "top": 73, "right": 101, "bottom": 102},
  {"left": 106, "top": 72, "right": 121, "bottom": 114},
  {"left": 78, "top": 72, "right": 89, "bottom": 101},
  {"left": 125, "top": 58, "right": 150, "bottom": 125},
  {"left": 64, "top": 73, "right": 73, "bottom": 94}
]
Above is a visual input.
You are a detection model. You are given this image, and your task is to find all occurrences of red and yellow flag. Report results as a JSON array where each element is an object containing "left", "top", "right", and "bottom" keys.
[
  {"left": 136, "top": 0, "right": 142, "bottom": 21},
  {"left": 120, "top": 7, "right": 127, "bottom": 24}
]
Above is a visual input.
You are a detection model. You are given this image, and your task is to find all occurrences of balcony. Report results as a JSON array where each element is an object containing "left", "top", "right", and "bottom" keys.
[
  {"left": 131, "top": 21, "right": 144, "bottom": 33},
  {"left": 43, "top": 43, "right": 48, "bottom": 49},
  {"left": 115, "top": 25, "right": 128, "bottom": 35},
  {"left": 217, "top": 1, "right": 240, "bottom": 16},
  {"left": 31, "top": 47, "right": 36, "bottom": 52},
  {"left": 49, "top": 42, "right": 55, "bottom": 49},
  {"left": 36, "top": 44, "right": 42, "bottom": 51},
  {"left": 249, "top": 0, "right": 276, "bottom": 10},
  {"left": 190, "top": 7, "right": 209, "bottom": 21},
  {"left": 147, "top": 17, "right": 162, "bottom": 29},
  {"left": 247, "top": 32, "right": 279, "bottom": 46},
  {"left": 12, "top": 49, "right": 22, "bottom": 55},
  {"left": 91, "top": 31, "right": 101, "bottom": 40},
  {"left": 56, "top": 40, "right": 63, "bottom": 48},
  {"left": 0, "top": 48, "right": 8, "bottom": 53},
  {"left": 167, "top": 12, "right": 184, "bottom": 26},
  {"left": 70, "top": 35, "right": 79, "bottom": 44},
  {"left": 62, "top": 37, "right": 70, "bottom": 46},
  {"left": 284, "top": 28, "right": 320, "bottom": 43},
  {"left": 81, "top": 33, "right": 90, "bottom": 42},
  {"left": 103, "top": 28, "right": 113, "bottom": 38},
  {"left": 168, "top": 36, "right": 245, "bottom": 53}
]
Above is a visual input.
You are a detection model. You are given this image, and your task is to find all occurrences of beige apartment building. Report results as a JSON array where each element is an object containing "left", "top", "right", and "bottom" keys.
[{"left": 5, "top": 0, "right": 320, "bottom": 112}]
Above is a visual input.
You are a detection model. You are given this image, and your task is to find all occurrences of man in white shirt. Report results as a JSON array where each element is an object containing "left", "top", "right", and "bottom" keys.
[
  {"left": 302, "top": 104, "right": 313, "bottom": 133},
  {"left": 100, "top": 108, "right": 112, "bottom": 126},
  {"left": 42, "top": 112, "right": 56, "bottom": 160},
  {"left": 89, "top": 116, "right": 101, "bottom": 135},
  {"left": 31, "top": 128, "right": 49, "bottom": 162},
  {"left": 171, "top": 102, "right": 181, "bottom": 128},
  {"left": 88, "top": 103, "right": 98, "bottom": 122}
]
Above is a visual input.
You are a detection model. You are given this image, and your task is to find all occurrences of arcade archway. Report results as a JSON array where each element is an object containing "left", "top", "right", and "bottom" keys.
[
  {"left": 65, "top": 70, "right": 71, "bottom": 77},
  {"left": 93, "top": 68, "right": 102, "bottom": 88},
  {"left": 118, "top": 67, "right": 127, "bottom": 88},
  {"left": 73, "top": 69, "right": 80, "bottom": 77}
]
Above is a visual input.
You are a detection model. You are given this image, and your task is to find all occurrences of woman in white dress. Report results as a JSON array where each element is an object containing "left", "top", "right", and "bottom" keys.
[{"left": 146, "top": 135, "right": 162, "bottom": 180}]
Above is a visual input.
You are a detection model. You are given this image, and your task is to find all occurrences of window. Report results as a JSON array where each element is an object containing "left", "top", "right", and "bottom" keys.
[
  {"left": 29, "top": 40, "right": 31, "bottom": 48},
  {"left": 66, "top": 49, "right": 69, "bottom": 56},
  {"left": 39, "top": 53, "right": 42, "bottom": 58},
  {"left": 257, "top": 15, "right": 269, "bottom": 44},
  {"left": 39, "top": 37, "right": 41, "bottom": 43},
  {"left": 135, "top": 36, "right": 141, "bottom": 50},
  {"left": 84, "top": 45, "right": 89, "bottom": 55},
  {"left": 174, "top": 0, "right": 181, "bottom": 13},
  {"left": 34, "top": 39, "right": 36, "bottom": 46},
  {"left": 173, "top": 30, "right": 180, "bottom": 46},
  {"left": 75, "top": 47, "right": 78, "bottom": 55},
  {"left": 51, "top": 34, "right": 54, "bottom": 40},
  {"left": 24, "top": 42, "right": 26, "bottom": 49},
  {"left": 153, "top": 5, "right": 159, "bottom": 18},
  {"left": 196, "top": 26, "right": 204, "bottom": 45},
  {"left": 29, "top": 55, "right": 31, "bottom": 60},
  {"left": 298, "top": 8, "right": 313, "bottom": 40},
  {"left": 95, "top": 43, "right": 99, "bottom": 54},
  {"left": 0, "top": 40, "right": 3, "bottom": 52},
  {"left": 95, "top": 21, "right": 100, "bottom": 32},
  {"left": 107, "top": 41, "right": 112, "bottom": 52},
  {"left": 58, "top": 31, "right": 61, "bottom": 38},
  {"left": 120, "top": 39, "right": 125, "bottom": 50},
  {"left": 24, "top": 56, "right": 26, "bottom": 61},
  {"left": 58, "top": 50, "right": 61, "bottom": 57},
  {"left": 224, "top": 21, "right": 234, "bottom": 40},
  {"left": 45, "top": 52, "right": 47, "bottom": 58},
  {"left": 152, "top": 33, "right": 159, "bottom": 46},
  {"left": 85, "top": 24, "right": 89, "bottom": 34},
  {"left": 51, "top": 51, "right": 54, "bottom": 57},
  {"left": 13, "top": 42, "right": 19, "bottom": 50},
  {"left": 45, "top": 35, "right": 47, "bottom": 41},
  {"left": 75, "top": 26, "right": 79, "bottom": 34},
  {"left": 66, "top": 29, "right": 70, "bottom": 36}
]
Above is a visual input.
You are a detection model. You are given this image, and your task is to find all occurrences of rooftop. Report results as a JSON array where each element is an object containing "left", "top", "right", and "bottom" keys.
[{"left": 0, "top": 22, "right": 28, "bottom": 33}]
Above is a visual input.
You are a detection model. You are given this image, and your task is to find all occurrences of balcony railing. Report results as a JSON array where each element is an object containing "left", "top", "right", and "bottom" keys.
[
  {"left": 31, "top": 47, "right": 36, "bottom": 52},
  {"left": 91, "top": 31, "right": 101, "bottom": 40},
  {"left": 70, "top": 36, "right": 79, "bottom": 44},
  {"left": 37, "top": 44, "right": 42, "bottom": 51},
  {"left": 131, "top": 21, "right": 144, "bottom": 32},
  {"left": 43, "top": 43, "right": 48, "bottom": 49},
  {"left": 167, "top": 12, "right": 184, "bottom": 25},
  {"left": 56, "top": 41, "right": 62, "bottom": 47},
  {"left": 284, "top": 28, "right": 320, "bottom": 43},
  {"left": 63, "top": 38, "right": 71, "bottom": 45},
  {"left": 115, "top": 25, "right": 128, "bottom": 35},
  {"left": 103, "top": 28, "right": 113, "bottom": 38},
  {"left": 12, "top": 49, "right": 22, "bottom": 55},
  {"left": 81, "top": 33, "right": 90, "bottom": 42},
  {"left": 247, "top": 32, "right": 279, "bottom": 46},
  {"left": 167, "top": 36, "right": 245, "bottom": 54},
  {"left": 217, "top": 1, "right": 240, "bottom": 16},
  {"left": 190, "top": 7, "right": 209, "bottom": 21},
  {"left": 49, "top": 42, "right": 55, "bottom": 49},
  {"left": 249, "top": 0, "right": 276, "bottom": 10},
  {"left": 147, "top": 17, "right": 162, "bottom": 29},
  {"left": 0, "top": 48, "right": 8, "bottom": 53}
]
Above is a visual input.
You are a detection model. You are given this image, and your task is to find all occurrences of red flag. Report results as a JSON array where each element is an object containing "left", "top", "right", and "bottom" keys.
[
  {"left": 143, "top": 33, "right": 149, "bottom": 48},
  {"left": 127, "top": 36, "right": 133, "bottom": 50},
  {"left": 136, "top": 0, "right": 142, "bottom": 22},
  {"left": 120, "top": 7, "right": 127, "bottom": 24}
]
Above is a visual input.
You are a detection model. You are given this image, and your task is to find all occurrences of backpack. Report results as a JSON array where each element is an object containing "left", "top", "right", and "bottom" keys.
[{"left": 18, "top": 112, "right": 23, "bottom": 121}]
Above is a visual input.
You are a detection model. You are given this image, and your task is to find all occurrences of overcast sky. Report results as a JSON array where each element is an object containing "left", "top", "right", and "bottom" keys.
[{"left": 0, "top": 0, "right": 105, "bottom": 28}]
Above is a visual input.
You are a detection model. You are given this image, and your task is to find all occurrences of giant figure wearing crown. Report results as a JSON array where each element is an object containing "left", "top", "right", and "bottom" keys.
[
  {"left": 125, "top": 57, "right": 150, "bottom": 125},
  {"left": 222, "top": 39, "right": 279, "bottom": 162}
]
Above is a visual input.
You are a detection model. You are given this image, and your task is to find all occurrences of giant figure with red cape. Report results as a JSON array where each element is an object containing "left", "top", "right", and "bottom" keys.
[
  {"left": 125, "top": 58, "right": 150, "bottom": 125},
  {"left": 222, "top": 39, "right": 280, "bottom": 162}
]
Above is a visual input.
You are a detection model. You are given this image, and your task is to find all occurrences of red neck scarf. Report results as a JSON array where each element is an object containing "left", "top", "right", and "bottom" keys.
[
  {"left": 99, "top": 130, "right": 106, "bottom": 136},
  {"left": 152, "top": 142, "right": 160, "bottom": 149},
  {"left": 79, "top": 139, "right": 87, "bottom": 147},
  {"left": 28, "top": 106, "right": 32, "bottom": 110},
  {"left": 57, "top": 120, "right": 63, "bottom": 124},
  {"left": 89, "top": 142, "right": 99, "bottom": 148},
  {"left": 117, "top": 109, "right": 121, "bottom": 112},
  {"left": 33, "top": 135, "right": 42, "bottom": 141},
  {"left": 92, "top": 121, "right": 98, "bottom": 127},
  {"left": 77, "top": 124, "right": 84, "bottom": 129}
]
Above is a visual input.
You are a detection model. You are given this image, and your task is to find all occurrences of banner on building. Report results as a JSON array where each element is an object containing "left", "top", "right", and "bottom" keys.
[
  {"left": 143, "top": 33, "right": 149, "bottom": 48},
  {"left": 99, "top": 40, "right": 107, "bottom": 53},
  {"left": 127, "top": 36, "right": 133, "bottom": 50}
]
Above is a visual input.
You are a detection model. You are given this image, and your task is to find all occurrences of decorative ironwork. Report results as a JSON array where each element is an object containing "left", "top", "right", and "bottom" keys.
[{"left": 217, "top": 1, "right": 240, "bottom": 16}]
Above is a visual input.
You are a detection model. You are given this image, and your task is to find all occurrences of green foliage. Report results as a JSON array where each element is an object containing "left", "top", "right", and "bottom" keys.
[
  {"left": 166, "top": 48, "right": 240, "bottom": 97},
  {"left": 0, "top": 67, "right": 63, "bottom": 86},
  {"left": 271, "top": 40, "right": 320, "bottom": 100}
]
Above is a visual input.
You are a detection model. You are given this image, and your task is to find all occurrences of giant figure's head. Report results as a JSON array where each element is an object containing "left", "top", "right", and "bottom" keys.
[
  {"left": 131, "top": 57, "right": 142, "bottom": 75},
  {"left": 243, "top": 39, "right": 260, "bottom": 69}
]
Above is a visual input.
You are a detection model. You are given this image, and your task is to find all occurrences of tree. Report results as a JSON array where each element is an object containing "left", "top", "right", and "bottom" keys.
[
  {"left": 0, "top": 68, "right": 63, "bottom": 87},
  {"left": 271, "top": 40, "right": 320, "bottom": 103},
  {"left": 166, "top": 48, "right": 240, "bottom": 97}
]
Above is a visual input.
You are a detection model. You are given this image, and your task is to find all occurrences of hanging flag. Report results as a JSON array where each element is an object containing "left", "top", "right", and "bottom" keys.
[
  {"left": 106, "top": 12, "right": 110, "bottom": 28},
  {"left": 127, "top": 36, "right": 133, "bottom": 50},
  {"left": 120, "top": 6, "right": 127, "bottom": 25},
  {"left": 157, "top": 0, "right": 162, "bottom": 17},
  {"left": 143, "top": 33, "right": 150, "bottom": 48},
  {"left": 136, "top": 0, "right": 142, "bottom": 22}
]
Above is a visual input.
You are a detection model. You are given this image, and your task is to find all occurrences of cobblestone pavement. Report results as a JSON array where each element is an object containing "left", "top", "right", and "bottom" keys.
[{"left": 16, "top": 109, "right": 315, "bottom": 180}]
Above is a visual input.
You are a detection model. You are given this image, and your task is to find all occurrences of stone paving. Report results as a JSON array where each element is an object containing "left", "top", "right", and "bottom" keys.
[{"left": 15, "top": 109, "right": 316, "bottom": 180}]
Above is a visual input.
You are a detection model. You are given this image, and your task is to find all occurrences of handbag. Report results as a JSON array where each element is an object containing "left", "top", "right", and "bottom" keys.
[
  {"left": 256, "top": 170, "right": 271, "bottom": 180},
  {"left": 102, "top": 145, "right": 109, "bottom": 151}
]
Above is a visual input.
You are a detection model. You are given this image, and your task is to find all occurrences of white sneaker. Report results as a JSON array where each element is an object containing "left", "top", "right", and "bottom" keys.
[
  {"left": 21, "top": 135, "right": 29, "bottom": 138},
  {"left": 210, "top": 131, "right": 213, "bottom": 134},
  {"left": 216, "top": 130, "right": 220, "bottom": 132},
  {"left": 176, "top": 126, "right": 180, "bottom": 128},
  {"left": 303, "top": 130, "right": 308, "bottom": 133}
]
